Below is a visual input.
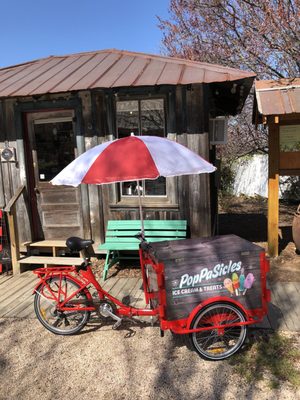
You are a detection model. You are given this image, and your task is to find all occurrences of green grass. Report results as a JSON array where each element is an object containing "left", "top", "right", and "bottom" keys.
[{"left": 228, "top": 332, "right": 300, "bottom": 389}]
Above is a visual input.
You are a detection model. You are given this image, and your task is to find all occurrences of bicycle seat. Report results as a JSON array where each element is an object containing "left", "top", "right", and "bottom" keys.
[{"left": 66, "top": 237, "right": 94, "bottom": 252}]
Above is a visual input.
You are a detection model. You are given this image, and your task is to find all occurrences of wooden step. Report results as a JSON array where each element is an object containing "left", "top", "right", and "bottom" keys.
[
  {"left": 26, "top": 240, "right": 67, "bottom": 247},
  {"left": 23, "top": 240, "right": 70, "bottom": 257},
  {"left": 18, "top": 256, "right": 83, "bottom": 267},
  {"left": 22, "top": 240, "right": 106, "bottom": 256}
]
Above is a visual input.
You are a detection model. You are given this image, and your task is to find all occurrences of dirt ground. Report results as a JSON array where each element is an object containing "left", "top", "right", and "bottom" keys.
[{"left": 0, "top": 318, "right": 299, "bottom": 400}]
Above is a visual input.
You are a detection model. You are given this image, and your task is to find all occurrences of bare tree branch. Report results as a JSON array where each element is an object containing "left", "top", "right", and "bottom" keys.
[{"left": 159, "top": 0, "right": 300, "bottom": 159}]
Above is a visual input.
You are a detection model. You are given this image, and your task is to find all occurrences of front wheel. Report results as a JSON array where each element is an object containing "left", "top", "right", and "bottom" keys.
[
  {"left": 34, "top": 276, "right": 91, "bottom": 335},
  {"left": 189, "top": 302, "right": 247, "bottom": 361}
]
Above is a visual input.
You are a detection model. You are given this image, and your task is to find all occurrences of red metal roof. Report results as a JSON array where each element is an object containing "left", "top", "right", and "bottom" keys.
[
  {"left": 255, "top": 78, "right": 300, "bottom": 115},
  {"left": 0, "top": 49, "right": 255, "bottom": 98}
]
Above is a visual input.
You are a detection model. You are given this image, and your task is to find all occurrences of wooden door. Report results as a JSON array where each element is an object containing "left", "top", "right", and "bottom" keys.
[{"left": 25, "top": 110, "right": 84, "bottom": 240}]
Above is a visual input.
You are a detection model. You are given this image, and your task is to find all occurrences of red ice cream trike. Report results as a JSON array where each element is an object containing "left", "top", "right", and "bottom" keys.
[
  {"left": 33, "top": 232, "right": 270, "bottom": 361},
  {"left": 33, "top": 135, "right": 270, "bottom": 360}
]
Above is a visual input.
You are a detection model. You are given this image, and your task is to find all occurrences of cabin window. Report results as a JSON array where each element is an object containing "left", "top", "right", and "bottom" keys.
[{"left": 116, "top": 99, "right": 167, "bottom": 197}]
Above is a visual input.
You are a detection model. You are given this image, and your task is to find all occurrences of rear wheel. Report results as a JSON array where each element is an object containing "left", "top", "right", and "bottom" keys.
[
  {"left": 189, "top": 303, "right": 247, "bottom": 360},
  {"left": 34, "top": 276, "right": 91, "bottom": 335}
]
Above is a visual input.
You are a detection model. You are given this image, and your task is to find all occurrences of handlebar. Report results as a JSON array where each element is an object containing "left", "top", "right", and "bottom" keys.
[
  {"left": 134, "top": 232, "right": 146, "bottom": 242},
  {"left": 134, "top": 232, "right": 152, "bottom": 252}
]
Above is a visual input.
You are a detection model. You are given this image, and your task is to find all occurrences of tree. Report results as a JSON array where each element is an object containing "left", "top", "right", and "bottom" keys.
[
  {"left": 159, "top": 0, "right": 300, "bottom": 158},
  {"left": 159, "top": 0, "right": 299, "bottom": 78}
]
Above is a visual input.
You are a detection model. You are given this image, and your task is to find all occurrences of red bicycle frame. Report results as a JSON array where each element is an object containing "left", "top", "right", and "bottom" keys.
[{"left": 33, "top": 264, "right": 158, "bottom": 318}]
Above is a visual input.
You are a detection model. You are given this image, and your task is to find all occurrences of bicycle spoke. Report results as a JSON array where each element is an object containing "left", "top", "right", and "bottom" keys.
[
  {"left": 191, "top": 303, "right": 247, "bottom": 360},
  {"left": 34, "top": 276, "right": 90, "bottom": 335}
]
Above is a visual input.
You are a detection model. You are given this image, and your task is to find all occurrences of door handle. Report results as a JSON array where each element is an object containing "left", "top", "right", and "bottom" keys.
[{"left": 34, "top": 187, "right": 40, "bottom": 194}]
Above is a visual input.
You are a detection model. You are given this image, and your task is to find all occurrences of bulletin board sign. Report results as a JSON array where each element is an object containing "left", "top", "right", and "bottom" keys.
[
  {"left": 280, "top": 125, "right": 300, "bottom": 152},
  {"left": 279, "top": 124, "right": 300, "bottom": 172}
]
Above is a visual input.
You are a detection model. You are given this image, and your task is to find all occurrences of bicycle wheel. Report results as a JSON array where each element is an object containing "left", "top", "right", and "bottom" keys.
[
  {"left": 34, "top": 276, "right": 91, "bottom": 335},
  {"left": 189, "top": 303, "right": 247, "bottom": 361}
]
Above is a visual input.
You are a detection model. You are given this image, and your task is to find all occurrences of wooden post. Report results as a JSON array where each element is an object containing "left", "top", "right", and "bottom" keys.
[
  {"left": 7, "top": 207, "right": 21, "bottom": 274},
  {"left": 4, "top": 185, "right": 25, "bottom": 274},
  {"left": 268, "top": 119, "right": 280, "bottom": 257}
]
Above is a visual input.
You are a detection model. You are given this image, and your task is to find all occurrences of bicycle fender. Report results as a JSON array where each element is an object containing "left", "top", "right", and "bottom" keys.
[
  {"left": 32, "top": 274, "right": 87, "bottom": 295},
  {"left": 186, "top": 296, "right": 249, "bottom": 328},
  {"left": 32, "top": 281, "right": 43, "bottom": 295}
]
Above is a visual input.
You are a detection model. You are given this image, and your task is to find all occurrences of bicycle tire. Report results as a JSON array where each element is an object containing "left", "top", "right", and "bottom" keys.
[
  {"left": 189, "top": 302, "right": 247, "bottom": 361},
  {"left": 34, "top": 275, "right": 91, "bottom": 335}
]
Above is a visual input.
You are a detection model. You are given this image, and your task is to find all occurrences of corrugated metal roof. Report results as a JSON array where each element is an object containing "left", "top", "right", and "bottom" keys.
[
  {"left": 255, "top": 78, "right": 300, "bottom": 115},
  {"left": 0, "top": 49, "right": 256, "bottom": 98}
]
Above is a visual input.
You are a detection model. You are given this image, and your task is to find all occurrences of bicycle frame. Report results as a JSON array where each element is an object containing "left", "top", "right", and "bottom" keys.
[{"left": 33, "top": 263, "right": 159, "bottom": 319}]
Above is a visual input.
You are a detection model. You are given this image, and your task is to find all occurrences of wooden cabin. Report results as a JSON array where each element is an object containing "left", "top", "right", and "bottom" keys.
[{"left": 0, "top": 49, "right": 255, "bottom": 272}]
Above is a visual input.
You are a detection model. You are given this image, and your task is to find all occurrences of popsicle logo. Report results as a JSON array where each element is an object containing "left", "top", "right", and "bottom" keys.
[
  {"left": 178, "top": 260, "right": 242, "bottom": 289},
  {"left": 223, "top": 269, "right": 255, "bottom": 297}
]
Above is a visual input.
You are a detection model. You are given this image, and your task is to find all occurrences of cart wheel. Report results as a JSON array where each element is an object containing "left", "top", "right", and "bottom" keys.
[{"left": 189, "top": 302, "right": 247, "bottom": 361}]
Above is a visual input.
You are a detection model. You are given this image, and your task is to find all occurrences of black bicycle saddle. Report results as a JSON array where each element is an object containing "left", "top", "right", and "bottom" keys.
[{"left": 66, "top": 237, "right": 94, "bottom": 252}]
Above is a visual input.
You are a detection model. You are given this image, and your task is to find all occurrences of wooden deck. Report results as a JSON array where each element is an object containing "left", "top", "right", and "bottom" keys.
[
  {"left": 0, "top": 271, "right": 145, "bottom": 319},
  {"left": 0, "top": 271, "right": 299, "bottom": 332}
]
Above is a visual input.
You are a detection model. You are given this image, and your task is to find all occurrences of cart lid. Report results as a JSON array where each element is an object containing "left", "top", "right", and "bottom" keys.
[{"left": 149, "top": 234, "right": 264, "bottom": 262}]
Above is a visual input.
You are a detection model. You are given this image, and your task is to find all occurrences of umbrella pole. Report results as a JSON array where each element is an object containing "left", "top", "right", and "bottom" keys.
[{"left": 136, "top": 180, "right": 145, "bottom": 236}]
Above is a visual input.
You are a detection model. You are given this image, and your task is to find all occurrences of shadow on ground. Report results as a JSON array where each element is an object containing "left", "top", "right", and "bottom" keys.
[
  {"left": 219, "top": 214, "right": 294, "bottom": 254},
  {"left": 218, "top": 213, "right": 267, "bottom": 242}
]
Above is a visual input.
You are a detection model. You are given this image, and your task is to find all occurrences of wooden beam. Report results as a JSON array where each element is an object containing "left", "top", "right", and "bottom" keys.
[
  {"left": 4, "top": 185, "right": 26, "bottom": 274},
  {"left": 7, "top": 210, "right": 21, "bottom": 274},
  {"left": 268, "top": 122, "right": 280, "bottom": 257}
]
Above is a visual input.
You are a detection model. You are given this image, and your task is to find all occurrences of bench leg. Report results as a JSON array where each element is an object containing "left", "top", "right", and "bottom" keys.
[
  {"left": 102, "top": 251, "right": 111, "bottom": 281},
  {"left": 102, "top": 251, "right": 120, "bottom": 281}
]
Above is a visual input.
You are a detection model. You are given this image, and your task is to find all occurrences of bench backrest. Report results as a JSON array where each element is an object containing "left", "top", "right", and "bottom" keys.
[{"left": 105, "top": 220, "right": 187, "bottom": 244}]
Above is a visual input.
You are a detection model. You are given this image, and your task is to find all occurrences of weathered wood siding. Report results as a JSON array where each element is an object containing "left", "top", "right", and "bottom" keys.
[
  {"left": 0, "top": 84, "right": 215, "bottom": 247},
  {"left": 0, "top": 98, "right": 31, "bottom": 244},
  {"left": 96, "top": 84, "right": 212, "bottom": 239}
]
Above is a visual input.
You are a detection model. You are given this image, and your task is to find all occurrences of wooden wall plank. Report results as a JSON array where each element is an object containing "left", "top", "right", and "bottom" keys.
[
  {"left": 176, "top": 84, "right": 212, "bottom": 238},
  {"left": 186, "top": 133, "right": 211, "bottom": 237},
  {"left": 80, "top": 91, "right": 103, "bottom": 242},
  {"left": 75, "top": 104, "right": 91, "bottom": 239}
]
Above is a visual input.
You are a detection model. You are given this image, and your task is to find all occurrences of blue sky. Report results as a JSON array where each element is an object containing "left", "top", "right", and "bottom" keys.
[{"left": 1, "top": 0, "right": 170, "bottom": 68}]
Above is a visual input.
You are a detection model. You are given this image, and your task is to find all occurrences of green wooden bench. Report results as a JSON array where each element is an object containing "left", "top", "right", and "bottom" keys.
[{"left": 99, "top": 220, "right": 187, "bottom": 280}]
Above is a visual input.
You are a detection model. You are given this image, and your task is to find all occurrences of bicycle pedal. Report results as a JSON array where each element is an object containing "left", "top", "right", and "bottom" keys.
[{"left": 112, "top": 319, "right": 123, "bottom": 330}]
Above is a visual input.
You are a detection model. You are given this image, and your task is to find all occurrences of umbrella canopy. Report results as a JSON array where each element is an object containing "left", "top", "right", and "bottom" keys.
[{"left": 51, "top": 135, "right": 216, "bottom": 186}]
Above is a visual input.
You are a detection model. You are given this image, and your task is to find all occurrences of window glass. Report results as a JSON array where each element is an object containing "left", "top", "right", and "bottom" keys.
[
  {"left": 116, "top": 100, "right": 139, "bottom": 138},
  {"left": 141, "top": 99, "right": 165, "bottom": 136},
  {"left": 34, "top": 121, "right": 74, "bottom": 181},
  {"left": 145, "top": 177, "right": 166, "bottom": 196}
]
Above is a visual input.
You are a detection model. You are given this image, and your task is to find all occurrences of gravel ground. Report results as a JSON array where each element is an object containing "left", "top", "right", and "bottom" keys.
[
  {"left": 1, "top": 197, "right": 299, "bottom": 399},
  {"left": 0, "top": 318, "right": 299, "bottom": 400}
]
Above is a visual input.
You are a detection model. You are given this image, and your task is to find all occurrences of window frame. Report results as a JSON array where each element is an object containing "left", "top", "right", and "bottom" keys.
[{"left": 111, "top": 95, "right": 178, "bottom": 207}]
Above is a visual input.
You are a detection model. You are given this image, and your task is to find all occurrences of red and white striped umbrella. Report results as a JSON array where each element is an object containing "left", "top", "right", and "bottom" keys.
[
  {"left": 51, "top": 135, "right": 216, "bottom": 233},
  {"left": 51, "top": 135, "right": 216, "bottom": 186}
]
